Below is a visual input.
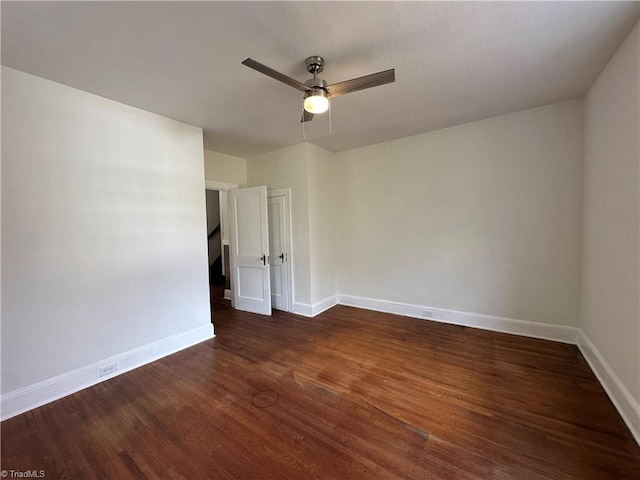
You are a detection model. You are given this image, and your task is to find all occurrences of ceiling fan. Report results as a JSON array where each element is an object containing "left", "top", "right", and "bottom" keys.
[{"left": 242, "top": 56, "right": 395, "bottom": 122}]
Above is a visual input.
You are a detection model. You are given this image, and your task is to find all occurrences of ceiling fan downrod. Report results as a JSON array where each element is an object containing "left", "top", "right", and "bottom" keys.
[{"left": 303, "top": 56, "right": 328, "bottom": 93}]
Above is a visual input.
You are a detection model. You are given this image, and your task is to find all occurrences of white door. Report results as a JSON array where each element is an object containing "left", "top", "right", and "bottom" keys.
[
  {"left": 268, "top": 195, "right": 290, "bottom": 311},
  {"left": 229, "top": 186, "right": 271, "bottom": 315}
]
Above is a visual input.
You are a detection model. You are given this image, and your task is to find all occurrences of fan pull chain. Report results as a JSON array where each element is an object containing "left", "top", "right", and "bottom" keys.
[
  {"left": 328, "top": 100, "right": 332, "bottom": 140},
  {"left": 302, "top": 113, "right": 306, "bottom": 141}
]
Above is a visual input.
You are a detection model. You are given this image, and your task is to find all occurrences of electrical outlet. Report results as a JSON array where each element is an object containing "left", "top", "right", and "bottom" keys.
[
  {"left": 99, "top": 363, "right": 117, "bottom": 377},
  {"left": 422, "top": 310, "right": 434, "bottom": 319}
]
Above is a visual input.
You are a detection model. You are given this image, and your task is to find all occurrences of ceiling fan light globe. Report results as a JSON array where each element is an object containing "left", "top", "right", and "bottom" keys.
[{"left": 304, "top": 94, "right": 329, "bottom": 114}]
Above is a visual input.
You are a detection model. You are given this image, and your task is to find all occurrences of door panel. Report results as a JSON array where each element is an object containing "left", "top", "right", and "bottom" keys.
[
  {"left": 229, "top": 186, "right": 271, "bottom": 315},
  {"left": 268, "top": 195, "right": 289, "bottom": 312},
  {"left": 236, "top": 192, "right": 262, "bottom": 255},
  {"left": 238, "top": 267, "right": 265, "bottom": 299}
]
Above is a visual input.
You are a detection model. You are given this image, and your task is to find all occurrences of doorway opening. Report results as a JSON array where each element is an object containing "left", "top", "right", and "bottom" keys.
[
  {"left": 209, "top": 182, "right": 294, "bottom": 316},
  {"left": 206, "top": 189, "right": 224, "bottom": 287},
  {"left": 205, "top": 180, "right": 238, "bottom": 312}
]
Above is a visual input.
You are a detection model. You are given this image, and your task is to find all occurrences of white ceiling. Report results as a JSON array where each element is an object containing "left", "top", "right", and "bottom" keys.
[{"left": 2, "top": 1, "right": 638, "bottom": 158}]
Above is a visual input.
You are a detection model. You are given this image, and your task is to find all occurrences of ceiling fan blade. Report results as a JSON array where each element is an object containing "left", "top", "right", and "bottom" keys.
[
  {"left": 242, "top": 58, "right": 311, "bottom": 93},
  {"left": 300, "top": 108, "right": 313, "bottom": 123},
  {"left": 301, "top": 109, "right": 314, "bottom": 123},
  {"left": 326, "top": 69, "right": 395, "bottom": 98}
]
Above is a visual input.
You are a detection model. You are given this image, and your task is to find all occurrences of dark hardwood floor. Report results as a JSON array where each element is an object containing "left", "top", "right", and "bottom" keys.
[{"left": 2, "top": 286, "right": 639, "bottom": 479}]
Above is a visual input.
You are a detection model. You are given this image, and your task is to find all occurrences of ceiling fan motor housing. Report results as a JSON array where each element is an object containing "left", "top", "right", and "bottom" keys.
[
  {"left": 304, "top": 79, "right": 328, "bottom": 106},
  {"left": 304, "top": 77, "right": 328, "bottom": 93}
]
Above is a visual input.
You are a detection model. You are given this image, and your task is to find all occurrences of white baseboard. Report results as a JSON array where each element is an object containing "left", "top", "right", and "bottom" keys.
[
  {"left": 312, "top": 295, "right": 339, "bottom": 316},
  {"left": 224, "top": 289, "right": 232, "bottom": 300},
  {"left": 337, "top": 294, "right": 578, "bottom": 344},
  {"left": 577, "top": 329, "right": 640, "bottom": 445},
  {"left": 293, "top": 295, "right": 339, "bottom": 317},
  {"left": 292, "top": 302, "right": 313, "bottom": 317},
  {"left": 1, "top": 324, "right": 214, "bottom": 421}
]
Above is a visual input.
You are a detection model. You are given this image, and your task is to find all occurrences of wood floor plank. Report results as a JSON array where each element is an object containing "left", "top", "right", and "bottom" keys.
[{"left": 2, "top": 287, "right": 639, "bottom": 479}]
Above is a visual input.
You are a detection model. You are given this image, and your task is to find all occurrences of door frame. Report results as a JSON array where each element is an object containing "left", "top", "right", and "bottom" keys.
[
  {"left": 205, "top": 180, "right": 238, "bottom": 301},
  {"left": 267, "top": 188, "right": 294, "bottom": 313}
]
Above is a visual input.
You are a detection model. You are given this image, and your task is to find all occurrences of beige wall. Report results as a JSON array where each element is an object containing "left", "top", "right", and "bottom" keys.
[
  {"left": 204, "top": 149, "right": 247, "bottom": 187},
  {"left": 245, "top": 100, "right": 584, "bottom": 326},
  {"left": 307, "top": 144, "right": 337, "bottom": 304},
  {"left": 582, "top": 23, "right": 639, "bottom": 409},
  {"left": 334, "top": 99, "right": 584, "bottom": 326},
  {"left": 1, "top": 67, "right": 212, "bottom": 394}
]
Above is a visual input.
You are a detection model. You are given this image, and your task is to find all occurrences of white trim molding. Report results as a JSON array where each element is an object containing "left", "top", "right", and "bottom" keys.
[
  {"left": 292, "top": 302, "right": 313, "bottom": 317},
  {"left": 1, "top": 325, "right": 214, "bottom": 421},
  {"left": 577, "top": 329, "right": 640, "bottom": 445},
  {"left": 293, "top": 295, "right": 339, "bottom": 317},
  {"left": 204, "top": 179, "right": 238, "bottom": 191},
  {"left": 313, "top": 295, "right": 339, "bottom": 316},
  {"left": 337, "top": 294, "right": 578, "bottom": 344},
  {"left": 292, "top": 293, "right": 577, "bottom": 344}
]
